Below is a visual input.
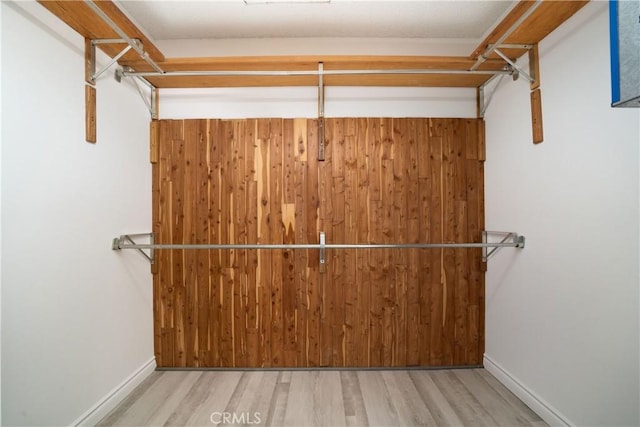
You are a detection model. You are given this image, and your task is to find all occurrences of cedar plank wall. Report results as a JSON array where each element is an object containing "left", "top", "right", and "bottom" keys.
[{"left": 153, "top": 118, "right": 486, "bottom": 368}]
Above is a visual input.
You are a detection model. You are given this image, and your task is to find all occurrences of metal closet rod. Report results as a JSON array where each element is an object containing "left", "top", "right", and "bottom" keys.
[
  {"left": 112, "top": 231, "right": 525, "bottom": 264},
  {"left": 121, "top": 68, "right": 513, "bottom": 78},
  {"left": 113, "top": 242, "right": 522, "bottom": 250}
]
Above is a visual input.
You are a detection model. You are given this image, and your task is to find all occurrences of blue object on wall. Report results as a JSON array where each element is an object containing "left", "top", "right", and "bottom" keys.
[
  {"left": 609, "top": 0, "right": 640, "bottom": 108},
  {"left": 610, "top": 0, "right": 621, "bottom": 104}
]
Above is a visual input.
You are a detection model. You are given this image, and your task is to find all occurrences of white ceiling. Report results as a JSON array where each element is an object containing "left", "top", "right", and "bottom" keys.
[{"left": 116, "top": 0, "right": 516, "bottom": 42}]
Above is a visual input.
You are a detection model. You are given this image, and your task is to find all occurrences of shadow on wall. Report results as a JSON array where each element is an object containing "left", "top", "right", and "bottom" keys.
[
  {"left": 485, "top": 249, "right": 522, "bottom": 301},
  {"left": 5, "top": 1, "right": 83, "bottom": 58}
]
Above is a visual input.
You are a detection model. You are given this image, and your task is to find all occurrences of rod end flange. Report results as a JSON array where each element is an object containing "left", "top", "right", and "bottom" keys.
[{"left": 112, "top": 237, "right": 122, "bottom": 250}]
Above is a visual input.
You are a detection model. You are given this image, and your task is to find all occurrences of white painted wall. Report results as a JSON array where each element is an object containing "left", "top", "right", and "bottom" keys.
[
  {"left": 1, "top": 2, "right": 154, "bottom": 425},
  {"left": 484, "top": 2, "right": 639, "bottom": 426},
  {"left": 159, "top": 86, "right": 477, "bottom": 119},
  {"left": 0, "top": 2, "right": 3, "bottom": 422},
  {"left": 156, "top": 37, "right": 477, "bottom": 57}
]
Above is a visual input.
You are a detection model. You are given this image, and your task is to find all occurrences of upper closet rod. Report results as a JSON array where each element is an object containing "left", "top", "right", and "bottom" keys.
[{"left": 121, "top": 68, "right": 512, "bottom": 78}]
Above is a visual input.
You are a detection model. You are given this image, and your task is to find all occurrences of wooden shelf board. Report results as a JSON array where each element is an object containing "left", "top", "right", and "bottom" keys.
[
  {"left": 145, "top": 73, "right": 493, "bottom": 89},
  {"left": 472, "top": 0, "right": 589, "bottom": 61},
  {"left": 124, "top": 55, "right": 504, "bottom": 88}
]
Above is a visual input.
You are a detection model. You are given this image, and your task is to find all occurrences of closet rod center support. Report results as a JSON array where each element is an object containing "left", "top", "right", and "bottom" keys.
[{"left": 319, "top": 231, "right": 326, "bottom": 264}]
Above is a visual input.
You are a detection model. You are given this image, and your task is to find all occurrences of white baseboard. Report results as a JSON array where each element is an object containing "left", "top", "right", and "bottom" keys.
[
  {"left": 72, "top": 357, "right": 156, "bottom": 426},
  {"left": 483, "top": 355, "right": 573, "bottom": 427}
]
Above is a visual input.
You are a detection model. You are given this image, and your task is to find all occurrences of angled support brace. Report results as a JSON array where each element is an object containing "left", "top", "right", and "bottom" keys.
[
  {"left": 86, "top": 38, "right": 136, "bottom": 84},
  {"left": 494, "top": 48, "right": 533, "bottom": 83},
  {"left": 477, "top": 72, "right": 506, "bottom": 118},
  {"left": 112, "top": 233, "right": 155, "bottom": 265},
  {"left": 116, "top": 67, "right": 158, "bottom": 119},
  {"left": 482, "top": 231, "right": 525, "bottom": 262},
  {"left": 91, "top": 44, "right": 132, "bottom": 82}
]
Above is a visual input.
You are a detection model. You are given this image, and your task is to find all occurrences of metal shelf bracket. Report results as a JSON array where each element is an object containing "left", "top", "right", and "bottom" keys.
[
  {"left": 88, "top": 39, "right": 135, "bottom": 84},
  {"left": 481, "top": 230, "right": 525, "bottom": 262},
  {"left": 493, "top": 48, "right": 533, "bottom": 83},
  {"left": 477, "top": 43, "right": 538, "bottom": 118},
  {"left": 112, "top": 233, "right": 154, "bottom": 264},
  {"left": 83, "top": 0, "right": 163, "bottom": 119}
]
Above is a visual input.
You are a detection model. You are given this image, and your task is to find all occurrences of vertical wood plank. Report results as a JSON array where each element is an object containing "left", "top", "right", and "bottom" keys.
[
  {"left": 293, "top": 118, "right": 308, "bottom": 367},
  {"left": 382, "top": 153, "right": 395, "bottom": 366},
  {"left": 427, "top": 119, "right": 444, "bottom": 366},
  {"left": 219, "top": 120, "right": 234, "bottom": 367},
  {"left": 150, "top": 120, "right": 159, "bottom": 164},
  {"left": 256, "top": 119, "right": 272, "bottom": 367},
  {"left": 416, "top": 119, "right": 432, "bottom": 366},
  {"left": 477, "top": 120, "right": 486, "bottom": 162},
  {"left": 84, "top": 38, "right": 93, "bottom": 84},
  {"left": 85, "top": 85, "right": 96, "bottom": 143},
  {"left": 529, "top": 44, "right": 540, "bottom": 90},
  {"left": 343, "top": 125, "right": 358, "bottom": 367},
  {"left": 282, "top": 120, "right": 298, "bottom": 367},
  {"left": 318, "top": 118, "right": 334, "bottom": 366},
  {"left": 368, "top": 119, "right": 384, "bottom": 366},
  {"left": 442, "top": 120, "right": 457, "bottom": 366},
  {"left": 405, "top": 119, "right": 420, "bottom": 366},
  {"left": 331, "top": 118, "right": 346, "bottom": 366},
  {"left": 208, "top": 119, "right": 222, "bottom": 367},
  {"left": 246, "top": 120, "right": 260, "bottom": 366},
  {"left": 270, "top": 118, "right": 284, "bottom": 367},
  {"left": 249, "top": 121, "right": 261, "bottom": 366},
  {"left": 355, "top": 118, "right": 371, "bottom": 367},
  {"left": 154, "top": 88, "right": 160, "bottom": 120},
  {"left": 182, "top": 120, "right": 199, "bottom": 366},
  {"left": 194, "top": 119, "right": 210, "bottom": 367},
  {"left": 152, "top": 121, "right": 163, "bottom": 364},
  {"left": 233, "top": 120, "right": 248, "bottom": 368},
  {"left": 170, "top": 121, "right": 186, "bottom": 367},
  {"left": 306, "top": 119, "right": 320, "bottom": 366},
  {"left": 531, "top": 88, "right": 544, "bottom": 144}
]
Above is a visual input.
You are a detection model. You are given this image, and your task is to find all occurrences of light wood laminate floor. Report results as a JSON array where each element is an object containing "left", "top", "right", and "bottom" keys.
[{"left": 98, "top": 368, "right": 546, "bottom": 427}]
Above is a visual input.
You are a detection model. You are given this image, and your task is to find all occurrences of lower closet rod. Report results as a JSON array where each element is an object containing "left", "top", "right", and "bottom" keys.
[{"left": 112, "top": 231, "right": 525, "bottom": 264}]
